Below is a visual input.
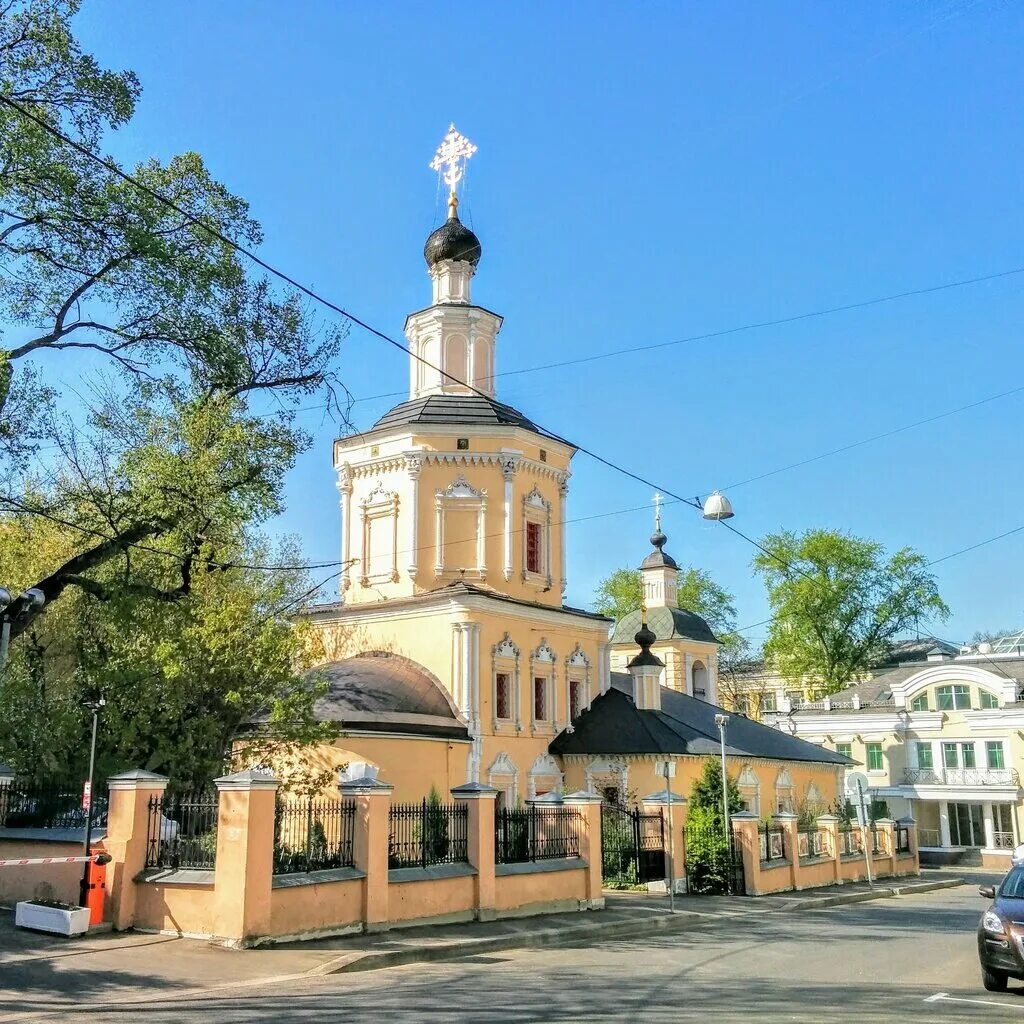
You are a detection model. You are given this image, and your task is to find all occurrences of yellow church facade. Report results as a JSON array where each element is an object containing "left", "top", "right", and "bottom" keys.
[{"left": 298, "top": 130, "right": 850, "bottom": 817}]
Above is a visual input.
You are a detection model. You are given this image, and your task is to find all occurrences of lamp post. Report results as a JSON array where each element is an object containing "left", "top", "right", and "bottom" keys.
[
  {"left": 79, "top": 697, "right": 105, "bottom": 908},
  {"left": 714, "top": 713, "right": 733, "bottom": 891},
  {"left": 0, "top": 587, "right": 46, "bottom": 670}
]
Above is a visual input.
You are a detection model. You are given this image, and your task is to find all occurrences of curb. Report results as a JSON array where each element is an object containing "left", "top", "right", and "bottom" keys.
[
  {"left": 773, "top": 876, "right": 965, "bottom": 911},
  {"left": 306, "top": 911, "right": 700, "bottom": 976}
]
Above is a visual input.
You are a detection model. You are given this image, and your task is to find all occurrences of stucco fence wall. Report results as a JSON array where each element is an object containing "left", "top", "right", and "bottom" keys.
[
  {"left": 0, "top": 832, "right": 106, "bottom": 907},
  {"left": 732, "top": 812, "right": 920, "bottom": 896},
  {"left": 51, "top": 770, "right": 605, "bottom": 947}
]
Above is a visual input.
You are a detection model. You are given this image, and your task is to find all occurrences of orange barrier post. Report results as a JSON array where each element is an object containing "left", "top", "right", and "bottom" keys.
[{"left": 84, "top": 855, "right": 107, "bottom": 925}]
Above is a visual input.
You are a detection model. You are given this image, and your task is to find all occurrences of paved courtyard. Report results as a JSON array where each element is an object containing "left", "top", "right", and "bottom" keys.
[{"left": 0, "top": 875, "right": 1014, "bottom": 1022}]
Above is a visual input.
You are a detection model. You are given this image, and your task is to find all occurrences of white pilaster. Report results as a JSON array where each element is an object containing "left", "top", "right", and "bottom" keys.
[
  {"left": 337, "top": 464, "right": 353, "bottom": 595},
  {"left": 684, "top": 652, "right": 694, "bottom": 696},
  {"left": 939, "top": 801, "right": 952, "bottom": 847},
  {"left": 452, "top": 623, "right": 464, "bottom": 715},
  {"left": 558, "top": 476, "right": 569, "bottom": 596},
  {"left": 405, "top": 453, "right": 423, "bottom": 579},
  {"left": 500, "top": 454, "right": 518, "bottom": 582},
  {"left": 707, "top": 653, "right": 719, "bottom": 705}
]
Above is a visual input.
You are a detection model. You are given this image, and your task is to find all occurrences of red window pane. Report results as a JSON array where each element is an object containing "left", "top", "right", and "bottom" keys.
[
  {"left": 534, "top": 676, "right": 547, "bottom": 721},
  {"left": 569, "top": 680, "right": 582, "bottom": 720},
  {"left": 496, "top": 672, "right": 510, "bottom": 720},
  {"left": 526, "top": 521, "right": 541, "bottom": 574}
]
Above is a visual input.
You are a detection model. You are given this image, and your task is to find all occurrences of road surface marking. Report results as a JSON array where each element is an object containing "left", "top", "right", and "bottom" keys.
[{"left": 925, "top": 992, "right": 1024, "bottom": 1010}]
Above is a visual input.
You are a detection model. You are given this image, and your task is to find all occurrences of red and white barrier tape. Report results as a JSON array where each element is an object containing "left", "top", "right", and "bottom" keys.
[{"left": 0, "top": 853, "right": 110, "bottom": 868}]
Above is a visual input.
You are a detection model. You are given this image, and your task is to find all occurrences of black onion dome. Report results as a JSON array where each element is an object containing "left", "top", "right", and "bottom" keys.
[{"left": 424, "top": 211, "right": 482, "bottom": 268}]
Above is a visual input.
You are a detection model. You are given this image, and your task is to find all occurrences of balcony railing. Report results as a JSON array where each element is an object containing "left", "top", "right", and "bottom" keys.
[{"left": 903, "top": 767, "right": 1020, "bottom": 787}]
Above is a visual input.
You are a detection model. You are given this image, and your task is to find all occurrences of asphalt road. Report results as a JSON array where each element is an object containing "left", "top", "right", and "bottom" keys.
[{"left": 4, "top": 878, "right": 1017, "bottom": 1023}]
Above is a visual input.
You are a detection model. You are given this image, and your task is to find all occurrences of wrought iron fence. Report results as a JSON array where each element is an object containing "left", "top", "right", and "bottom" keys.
[
  {"left": 995, "top": 831, "right": 1016, "bottom": 850},
  {"left": 797, "top": 829, "right": 827, "bottom": 860},
  {"left": 759, "top": 824, "right": 785, "bottom": 862},
  {"left": 838, "top": 825, "right": 861, "bottom": 856},
  {"left": 0, "top": 774, "right": 108, "bottom": 830},
  {"left": 497, "top": 805, "right": 582, "bottom": 865},
  {"left": 274, "top": 797, "right": 356, "bottom": 875},
  {"left": 388, "top": 799, "right": 468, "bottom": 869},
  {"left": 895, "top": 823, "right": 911, "bottom": 854},
  {"left": 145, "top": 791, "right": 219, "bottom": 870}
]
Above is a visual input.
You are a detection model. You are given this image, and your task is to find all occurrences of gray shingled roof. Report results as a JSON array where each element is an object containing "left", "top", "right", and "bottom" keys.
[
  {"left": 369, "top": 394, "right": 567, "bottom": 445},
  {"left": 550, "top": 674, "right": 851, "bottom": 764},
  {"left": 610, "top": 606, "right": 718, "bottom": 646}
]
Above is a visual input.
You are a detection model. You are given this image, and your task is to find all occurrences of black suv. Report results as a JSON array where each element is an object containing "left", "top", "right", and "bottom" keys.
[{"left": 978, "top": 867, "right": 1024, "bottom": 991}]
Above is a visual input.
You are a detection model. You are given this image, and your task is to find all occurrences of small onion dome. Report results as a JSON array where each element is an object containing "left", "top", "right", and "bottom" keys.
[
  {"left": 640, "top": 526, "right": 678, "bottom": 570},
  {"left": 627, "top": 609, "right": 664, "bottom": 669},
  {"left": 702, "top": 490, "right": 735, "bottom": 521},
  {"left": 424, "top": 195, "right": 482, "bottom": 269}
]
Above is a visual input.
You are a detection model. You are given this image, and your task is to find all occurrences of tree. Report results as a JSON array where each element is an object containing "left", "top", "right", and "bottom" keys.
[
  {"left": 684, "top": 760, "right": 743, "bottom": 894},
  {"left": 753, "top": 529, "right": 949, "bottom": 693},
  {"left": 0, "top": 1, "right": 347, "bottom": 782}
]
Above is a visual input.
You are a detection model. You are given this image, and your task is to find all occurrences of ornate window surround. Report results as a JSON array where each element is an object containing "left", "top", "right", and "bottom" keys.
[
  {"left": 491, "top": 633, "right": 521, "bottom": 731},
  {"left": 775, "top": 767, "right": 795, "bottom": 814},
  {"left": 584, "top": 757, "right": 628, "bottom": 800},
  {"left": 565, "top": 643, "right": 591, "bottom": 725},
  {"left": 521, "top": 485, "right": 553, "bottom": 590},
  {"left": 738, "top": 765, "right": 760, "bottom": 817},
  {"left": 487, "top": 751, "right": 519, "bottom": 807},
  {"left": 434, "top": 475, "right": 488, "bottom": 579},
  {"left": 359, "top": 481, "right": 400, "bottom": 586},
  {"left": 527, "top": 752, "right": 563, "bottom": 801},
  {"left": 530, "top": 639, "right": 557, "bottom": 734}
]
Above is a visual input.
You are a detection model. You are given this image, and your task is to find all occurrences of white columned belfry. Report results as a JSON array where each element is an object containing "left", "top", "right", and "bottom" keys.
[
  {"left": 407, "top": 125, "right": 503, "bottom": 400},
  {"left": 640, "top": 494, "right": 678, "bottom": 609}
]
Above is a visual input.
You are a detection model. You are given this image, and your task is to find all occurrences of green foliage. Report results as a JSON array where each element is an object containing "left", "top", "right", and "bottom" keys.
[
  {"left": 684, "top": 804, "right": 733, "bottom": 894},
  {"left": 753, "top": 529, "right": 949, "bottom": 692},
  {"left": 422, "top": 786, "right": 450, "bottom": 863},
  {"left": 0, "top": 2, "right": 347, "bottom": 785},
  {"left": 689, "top": 759, "right": 743, "bottom": 826}
]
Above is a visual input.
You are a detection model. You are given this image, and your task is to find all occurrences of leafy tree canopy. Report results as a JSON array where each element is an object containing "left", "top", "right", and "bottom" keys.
[
  {"left": 689, "top": 758, "right": 743, "bottom": 828},
  {"left": 0, "top": 1, "right": 347, "bottom": 784},
  {"left": 753, "top": 528, "right": 949, "bottom": 693}
]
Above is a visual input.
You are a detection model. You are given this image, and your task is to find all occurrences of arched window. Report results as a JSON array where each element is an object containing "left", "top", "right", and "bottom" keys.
[
  {"left": 692, "top": 660, "right": 709, "bottom": 700},
  {"left": 738, "top": 765, "right": 760, "bottom": 817},
  {"left": 775, "top": 768, "right": 795, "bottom": 814},
  {"left": 444, "top": 334, "right": 468, "bottom": 385}
]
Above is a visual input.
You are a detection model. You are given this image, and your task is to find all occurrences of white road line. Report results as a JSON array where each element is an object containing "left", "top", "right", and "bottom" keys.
[{"left": 925, "top": 991, "right": 1024, "bottom": 1010}]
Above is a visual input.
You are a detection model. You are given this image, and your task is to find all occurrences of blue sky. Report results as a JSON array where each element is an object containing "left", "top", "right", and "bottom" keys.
[{"left": 70, "top": 1, "right": 1024, "bottom": 643}]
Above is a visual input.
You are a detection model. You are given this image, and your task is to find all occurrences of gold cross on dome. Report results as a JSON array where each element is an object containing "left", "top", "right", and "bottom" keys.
[
  {"left": 430, "top": 123, "right": 477, "bottom": 192},
  {"left": 652, "top": 492, "right": 663, "bottom": 531}
]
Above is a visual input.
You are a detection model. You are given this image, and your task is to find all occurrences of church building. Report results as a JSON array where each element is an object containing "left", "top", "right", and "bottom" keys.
[{"left": 300, "top": 127, "right": 849, "bottom": 814}]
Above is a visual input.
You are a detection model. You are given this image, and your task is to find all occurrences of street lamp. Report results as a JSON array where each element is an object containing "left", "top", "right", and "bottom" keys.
[
  {"left": 714, "top": 714, "right": 731, "bottom": 839},
  {"left": 702, "top": 491, "right": 735, "bottom": 521},
  {"left": 0, "top": 587, "right": 45, "bottom": 668},
  {"left": 79, "top": 697, "right": 105, "bottom": 909}
]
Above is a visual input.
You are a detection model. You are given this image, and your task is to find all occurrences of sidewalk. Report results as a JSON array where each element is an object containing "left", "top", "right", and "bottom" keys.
[{"left": 0, "top": 875, "right": 968, "bottom": 1019}]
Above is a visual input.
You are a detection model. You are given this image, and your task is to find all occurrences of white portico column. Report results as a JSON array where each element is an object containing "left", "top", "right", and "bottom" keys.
[
  {"left": 983, "top": 803, "right": 995, "bottom": 849},
  {"left": 500, "top": 454, "right": 519, "bottom": 582},
  {"left": 405, "top": 453, "right": 423, "bottom": 579},
  {"left": 558, "top": 476, "right": 569, "bottom": 597},
  {"left": 684, "top": 653, "right": 694, "bottom": 697},
  {"left": 938, "top": 800, "right": 952, "bottom": 848}
]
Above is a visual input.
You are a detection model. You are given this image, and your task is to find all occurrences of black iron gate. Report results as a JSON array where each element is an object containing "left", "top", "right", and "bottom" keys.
[
  {"left": 684, "top": 821, "right": 746, "bottom": 895},
  {"left": 601, "top": 804, "right": 665, "bottom": 886}
]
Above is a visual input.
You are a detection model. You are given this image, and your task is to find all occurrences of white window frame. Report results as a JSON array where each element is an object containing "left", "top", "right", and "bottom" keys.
[
  {"left": 987, "top": 741, "right": 1006, "bottom": 770},
  {"left": 738, "top": 765, "right": 760, "bottom": 817},
  {"left": 775, "top": 768, "right": 794, "bottom": 814},
  {"left": 521, "top": 486, "right": 552, "bottom": 589},
  {"left": 530, "top": 640, "right": 556, "bottom": 732},
  {"left": 491, "top": 633, "right": 520, "bottom": 731},
  {"left": 565, "top": 643, "right": 591, "bottom": 725},
  {"left": 434, "top": 475, "right": 488, "bottom": 579},
  {"left": 359, "top": 481, "right": 400, "bottom": 586}
]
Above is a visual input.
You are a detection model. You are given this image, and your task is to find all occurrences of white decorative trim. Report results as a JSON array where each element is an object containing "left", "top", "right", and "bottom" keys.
[
  {"left": 521, "top": 486, "right": 553, "bottom": 588},
  {"left": 532, "top": 640, "right": 556, "bottom": 664},
  {"left": 359, "top": 482, "right": 400, "bottom": 586},
  {"left": 491, "top": 632, "right": 521, "bottom": 731},
  {"left": 527, "top": 753, "right": 563, "bottom": 800},
  {"left": 337, "top": 464, "right": 354, "bottom": 593},
  {"left": 487, "top": 752, "right": 519, "bottom": 805},
  {"left": 435, "top": 476, "right": 488, "bottom": 577},
  {"left": 891, "top": 664, "right": 1019, "bottom": 707},
  {"left": 404, "top": 452, "right": 424, "bottom": 578},
  {"left": 439, "top": 474, "right": 485, "bottom": 500}
]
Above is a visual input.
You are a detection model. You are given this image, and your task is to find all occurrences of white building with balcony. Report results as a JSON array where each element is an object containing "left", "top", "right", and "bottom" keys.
[{"left": 768, "top": 640, "right": 1024, "bottom": 868}]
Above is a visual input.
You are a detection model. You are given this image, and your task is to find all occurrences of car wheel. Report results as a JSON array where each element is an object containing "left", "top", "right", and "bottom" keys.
[{"left": 982, "top": 966, "right": 1008, "bottom": 992}]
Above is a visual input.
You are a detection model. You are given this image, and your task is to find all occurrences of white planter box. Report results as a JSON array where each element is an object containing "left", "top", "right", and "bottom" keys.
[{"left": 15, "top": 901, "right": 90, "bottom": 936}]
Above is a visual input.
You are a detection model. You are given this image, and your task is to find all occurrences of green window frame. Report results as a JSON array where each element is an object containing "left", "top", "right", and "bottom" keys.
[
  {"left": 961, "top": 743, "right": 976, "bottom": 769},
  {"left": 987, "top": 742, "right": 1006, "bottom": 770},
  {"left": 942, "top": 742, "right": 958, "bottom": 769},
  {"left": 835, "top": 742, "right": 852, "bottom": 760},
  {"left": 866, "top": 742, "right": 884, "bottom": 771},
  {"left": 915, "top": 742, "right": 933, "bottom": 770},
  {"left": 936, "top": 685, "right": 971, "bottom": 711},
  {"left": 980, "top": 690, "right": 1000, "bottom": 709},
  {"left": 910, "top": 693, "right": 929, "bottom": 712}
]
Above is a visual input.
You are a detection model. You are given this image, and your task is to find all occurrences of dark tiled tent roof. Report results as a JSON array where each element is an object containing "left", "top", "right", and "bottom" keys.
[
  {"left": 610, "top": 606, "right": 718, "bottom": 646},
  {"left": 550, "top": 674, "right": 852, "bottom": 765},
  {"left": 309, "top": 652, "right": 469, "bottom": 740},
  {"left": 370, "top": 394, "right": 566, "bottom": 444}
]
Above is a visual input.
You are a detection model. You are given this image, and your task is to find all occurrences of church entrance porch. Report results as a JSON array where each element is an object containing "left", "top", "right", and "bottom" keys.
[{"left": 600, "top": 803, "right": 665, "bottom": 888}]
